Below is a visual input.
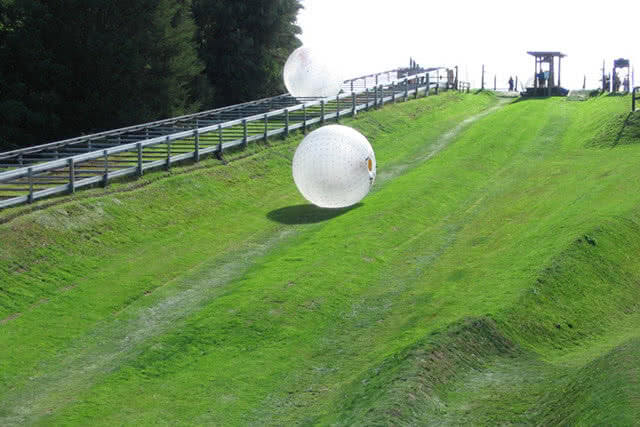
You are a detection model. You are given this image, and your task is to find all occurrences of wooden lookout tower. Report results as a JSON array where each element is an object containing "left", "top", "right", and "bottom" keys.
[{"left": 526, "top": 51, "right": 568, "bottom": 96}]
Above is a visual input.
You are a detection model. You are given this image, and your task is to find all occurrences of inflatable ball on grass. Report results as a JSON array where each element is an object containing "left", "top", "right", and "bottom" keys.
[{"left": 292, "top": 125, "right": 376, "bottom": 208}]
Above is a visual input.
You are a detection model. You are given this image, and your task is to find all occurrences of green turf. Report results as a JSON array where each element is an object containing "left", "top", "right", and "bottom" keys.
[{"left": 1, "top": 91, "right": 639, "bottom": 425}]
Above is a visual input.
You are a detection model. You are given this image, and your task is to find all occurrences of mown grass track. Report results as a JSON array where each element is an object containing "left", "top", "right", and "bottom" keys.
[{"left": 1, "top": 92, "right": 640, "bottom": 425}]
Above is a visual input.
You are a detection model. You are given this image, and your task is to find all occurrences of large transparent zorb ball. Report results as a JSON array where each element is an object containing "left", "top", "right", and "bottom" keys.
[
  {"left": 292, "top": 125, "right": 376, "bottom": 208},
  {"left": 283, "top": 46, "right": 344, "bottom": 98}
]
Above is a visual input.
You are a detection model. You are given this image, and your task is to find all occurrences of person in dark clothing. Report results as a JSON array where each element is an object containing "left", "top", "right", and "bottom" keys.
[{"left": 508, "top": 76, "right": 514, "bottom": 91}]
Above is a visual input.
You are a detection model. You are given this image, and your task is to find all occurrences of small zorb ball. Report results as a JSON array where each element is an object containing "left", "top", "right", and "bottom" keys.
[
  {"left": 283, "top": 46, "right": 344, "bottom": 98},
  {"left": 292, "top": 125, "right": 376, "bottom": 208}
]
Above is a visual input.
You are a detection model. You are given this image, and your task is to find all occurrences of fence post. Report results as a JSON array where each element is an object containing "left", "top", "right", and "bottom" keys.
[
  {"left": 633, "top": 88, "right": 637, "bottom": 112},
  {"left": 242, "top": 119, "right": 248, "bottom": 148},
  {"left": 336, "top": 95, "right": 340, "bottom": 122},
  {"left": 426, "top": 74, "right": 430, "bottom": 96},
  {"left": 374, "top": 85, "right": 378, "bottom": 108},
  {"left": 494, "top": 75, "right": 496, "bottom": 91},
  {"left": 264, "top": 114, "right": 268, "bottom": 142},
  {"left": 194, "top": 130, "right": 200, "bottom": 162},
  {"left": 352, "top": 92, "right": 356, "bottom": 116},
  {"left": 481, "top": 65, "right": 485, "bottom": 90},
  {"left": 137, "top": 143, "right": 144, "bottom": 176},
  {"left": 392, "top": 81, "right": 396, "bottom": 103},
  {"left": 104, "top": 149, "right": 109, "bottom": 185},
  {"left": 365, "top": 88, "right": 370, "bottom": 110},
  {"left": 28, "top": 167, "right": 33, "bottom": 203},
  {"left": 217, "top": 125, "right": 223, "bottom": 158},
  {"left": 284, "top": 109, "right": 289, "bottom": 137},
  {"left": 165, "top": 137, "right": 171, "bottom": 171},
  {"left": 415, "top": 77, "right": 419, "bottom": 99},
  {"left": 405, "top": 78, "right": 409, "bottom": 101},
  {"left": 68, "top": 158, "right": 75, "bottom": 194},
  {"left": 302, "top": 104, "right": 307, "bottom": 133},
  {"left": 321, "top": 100, "right": 325, "bottom": 124}
]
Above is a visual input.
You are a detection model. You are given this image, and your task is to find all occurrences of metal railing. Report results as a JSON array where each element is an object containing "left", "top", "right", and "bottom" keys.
[
  {"left": 458, "top": 81, "right": 471, "bottom": 93},
  {"left": 0, "top": 68, "right": 446, "bottom": 210},
  {"left": 633, "top": 87, "right": 639, "bottom": 112}
]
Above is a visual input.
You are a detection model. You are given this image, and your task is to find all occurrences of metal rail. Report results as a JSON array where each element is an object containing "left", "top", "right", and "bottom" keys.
[{"left": 0, "top": 67, "right": 447, "bottom": 210}]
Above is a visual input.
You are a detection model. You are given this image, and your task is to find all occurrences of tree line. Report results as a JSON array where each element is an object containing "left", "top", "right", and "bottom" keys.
[{"left": 0, "top": 0, "right": 302, "bottom": 150}]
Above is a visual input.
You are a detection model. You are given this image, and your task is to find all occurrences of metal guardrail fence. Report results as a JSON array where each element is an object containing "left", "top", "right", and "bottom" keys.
[
  {"left": 0, "top": 67, "right": 450, "bottom": 210},
  {"left": 633, "top": 87, "right": 639, "bottom": 112}
]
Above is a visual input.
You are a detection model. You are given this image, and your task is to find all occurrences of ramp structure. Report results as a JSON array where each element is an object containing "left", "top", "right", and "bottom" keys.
[
  {"left": 525, "top": 51, "right": 568, "bottom": 97},
  {"left": 0, "top": 66, "right": 448, "bottom": 210}
]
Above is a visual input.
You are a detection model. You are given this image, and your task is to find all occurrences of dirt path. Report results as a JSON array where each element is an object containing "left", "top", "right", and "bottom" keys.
[{"left": 376, "top": 97, "right": 511, "bottom": 184}]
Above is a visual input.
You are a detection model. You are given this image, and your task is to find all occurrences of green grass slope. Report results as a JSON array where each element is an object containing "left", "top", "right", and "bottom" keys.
[{"left": 1, "top": 92, "right": 639, "bottom": 425}]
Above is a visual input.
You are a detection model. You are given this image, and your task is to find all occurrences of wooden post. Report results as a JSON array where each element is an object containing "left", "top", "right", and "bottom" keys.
[
  {"left": 104, "top": 149, "right": 110, "bottom": 184},
  {"left": 365, "top": 88, "right": 370, "bottom": 111},
  {"left": 68, "top": 158, "right": 75, "bottom": 194},
  {"left": 242, "top": 119, "right": 248, "bottom": 148},
  {"left": 558, "top": 56, "right": 562, "bottom": 88},
  {"left": 352, "top": 92, "right": 356, "bottom": 116},
  {"left": 264, "top": 114, "right": 269, "bottom": 141},
  {"left": 426, "top": 74, "right": 430, "bottom": 96},
  {"left": 284, "top": 109, "right": 289, "bottom": 136},
  {"left": 28, "top": 167, "right": 33, "bottom": 203},
  {"left": 515, "top": 76, "right": 518, "bottom": 91},
  {"left": 165, "top": 137, "right": 171, "bottom": 171},
  {"left": 374, "top": 85, "right": 378, "bottom": 108},
  {"left": 320, "top": 100, "right": 325, "bottom": 124},
  {"left": 454, "top": 65, "right": 459, "bottom": 90},
  {"left": 336, "top": 96, "right": 340, "bottom": 122},
  {"left": 137, "top": 142, "right": 144, "bottom": 175},
  {"left": 481, "top": 65, "right": 485, "bottom": 90},
  {"left": 405, "top": 77, "right": 409, "bottom": 101},
  {"left": 302, "top": 104, "right": 307, "bottom": 133}
]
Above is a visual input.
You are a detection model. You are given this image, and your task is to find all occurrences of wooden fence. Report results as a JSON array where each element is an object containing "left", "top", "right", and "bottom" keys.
[{"left": 0, "top": 69, "right": 445, "bottom": 210}]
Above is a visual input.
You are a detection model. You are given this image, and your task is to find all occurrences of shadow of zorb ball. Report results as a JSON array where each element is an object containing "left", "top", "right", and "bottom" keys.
[
  {"left": 292, "top": 125, "right": 376, "bottom": 208},
  {"left": 283, "top": 46, "right": 344, "bottom": 98}
]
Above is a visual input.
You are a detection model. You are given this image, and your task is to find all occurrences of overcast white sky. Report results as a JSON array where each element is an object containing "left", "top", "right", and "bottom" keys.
[{"left": 297, "top": 0, "right": 640, "bottom": 89}]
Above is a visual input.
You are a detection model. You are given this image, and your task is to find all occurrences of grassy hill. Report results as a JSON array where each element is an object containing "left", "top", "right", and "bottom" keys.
[{"left": 1, "top": 91, "right": 639, "bottom": 425}]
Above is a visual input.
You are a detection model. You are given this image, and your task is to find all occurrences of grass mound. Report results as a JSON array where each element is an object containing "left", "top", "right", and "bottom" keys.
[
  {"left": 2, "top": 91, "right": 640, "bottom": 425},
  {"left": 537, "top": 337, "right": 640, "bottom": 425},
  {"left": 587, "top": 109, "right": 640, "bottom": 147}
]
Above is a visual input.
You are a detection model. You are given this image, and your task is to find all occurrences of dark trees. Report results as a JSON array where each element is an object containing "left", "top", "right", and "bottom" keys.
[
  {"left": 193, "top": 0, "right": 302, "bottom": 107},
  {"left": 0, "top": 0, "right": 204, "bottom": 149},
  {"left": 0, "top": 0, "right": 304, "bottom": 149}
]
